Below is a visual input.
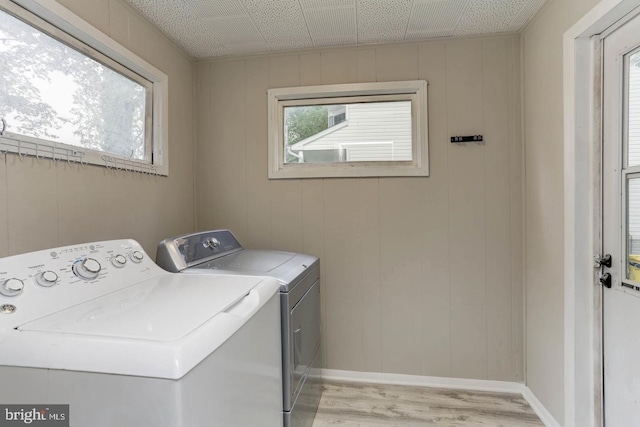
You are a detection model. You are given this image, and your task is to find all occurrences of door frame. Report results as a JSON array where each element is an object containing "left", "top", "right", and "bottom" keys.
[{"left": 564, "top": 1, "right": 640, "bottom": 427}]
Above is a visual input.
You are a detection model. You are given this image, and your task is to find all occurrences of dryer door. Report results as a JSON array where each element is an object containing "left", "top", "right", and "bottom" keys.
[{"left": 290, "top": 280, "right": 321, "bottom": 401}]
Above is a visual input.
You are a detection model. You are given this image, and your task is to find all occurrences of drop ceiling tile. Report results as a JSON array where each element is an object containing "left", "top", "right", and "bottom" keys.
[
  {"left": 504, "top": 0, "right": 546, "bottom": 32},
  {"left": 125, "top": 0, "right": 549, "bottom": 59},
  {"left": 128, "top": 3, "right": 229, "bottom": 57},
  {"left": 406, "top": 0, "right": 468, "bottom": 39},
  {"left": 453, "top": 0, "right": 528, "bottom": 36},
  {"left": 185, "top": 0, "right": 247, "bottom": 19},
  {"left": 205, "top": 16, "right": 264, "bottom": 45},
  {"left": 300, "top": 0, "right": 354, "bottom": 9},
  {"left": 305, "top": 7, "right": 356, "bottom": 42},
  {"left": 242, "top": 0, "right": 313, "bottom": 50},
  {"left": 356, "top": 0, "right": 412, "bottom": 44}
]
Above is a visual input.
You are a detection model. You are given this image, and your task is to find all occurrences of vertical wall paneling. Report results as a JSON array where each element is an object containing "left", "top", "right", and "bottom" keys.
[
  {"left": 6, "top": 157, "right": 58, "bottom": 255},
  {"left": 56, "top": 0, "right": 110, "bottom": 34},
  {"left": 375, "top": 45, "right": 419, "bottom": 82},
  {"left": 196, "top": 62, "right": 216, "bottom": 230},
  {"left": 375, "top": 45, "right": 424, "bottom": 375},
  {"left": 268, "top": 56, "right": 304, "bottom": 253},
  {"left": 323, "top": 179, "right": 365, "bottom": 370},
  {"left": 195, "top": 62, "right": 213, "bottom": 231},
  {"left": 196, "top": 36, "right": 523, "bottom": 382},
  {"left": 300, "top": 53, "right": 322, "bottom": 86},
  {"left": 0, "top": 157, "right": 8, "bottom": 257},
  {"left": 320, "top": 51, "right": 359, "bottom": 84},
  {"left": 508, "top": 37, "right": 524, "bottom": 382},
  {"left": 56, "top": 164, "right": 118, "bottom": 246},
  {"left": 482, "top": 38, "right": 514, "bottom": 381},
  {"left": 358, "top": 178, "right": 382, "bottom": 372},
  {"left": 446, "top": 40, "right": 488, "bottom": 380},
  {"left": 209, "top": 61, "right": 249, "bottom": 242},
  {"left": 379, "top": 177, "right": 427, "bottom": 374},
  {"left": 107, "top": 0, "right": 130, "bottom": 46},
  {"left": 244, "top": 58, "right": 272, "bottom": 249},
  {"left": 418, "top": 42, "right": 452, "bottom": 377},
  {"left": 356, "top": 50, "right": 377, "bottom": 82}
]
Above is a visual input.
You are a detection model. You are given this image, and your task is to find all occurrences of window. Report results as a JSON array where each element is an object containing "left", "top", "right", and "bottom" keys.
[
  {"left": 268, "top": 81, "right": 428, "bottom": 179},
  {"left": 0, "top": 1, "right": 168, "bottom": 175}
]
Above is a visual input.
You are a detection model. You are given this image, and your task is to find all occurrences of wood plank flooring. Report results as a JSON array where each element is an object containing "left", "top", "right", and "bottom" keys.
[{"left": 312, "top": 381, "right": 545, "bottom": 426}]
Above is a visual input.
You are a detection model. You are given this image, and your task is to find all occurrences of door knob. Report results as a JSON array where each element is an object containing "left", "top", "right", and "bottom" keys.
[{"left": 599, "top": 273, "right": 612, "bottom": 288}]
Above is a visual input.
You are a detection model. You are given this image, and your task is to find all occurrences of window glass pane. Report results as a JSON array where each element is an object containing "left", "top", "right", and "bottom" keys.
[
  {"left": 0, "top": 10, "right": 147, "bottom": 159},
  {"left": 628, "top": 51, "right": 640, "bottom": 167},
  {"left": 283, "top": 101, "right": 412, "bottom": 164},
  {"left": 627, "top": 177, "right": 640, "bottom": 281}
]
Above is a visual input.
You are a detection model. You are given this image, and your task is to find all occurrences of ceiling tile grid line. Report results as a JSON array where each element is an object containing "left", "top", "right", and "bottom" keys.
[
  {"left": 504, "top": 0, "right": 546, "bottom": 32},
  {"left": 406, "top": 0, "right": 470, "bottom": 40},
  {"left": 296, "top": 0, "right": 324, "bottom": 48},
  {"left": 126, "top": 0, "right": 548, "bottom": 59},
  {"left": 445, "top": 0, "right": 473, "bottom": 39}
]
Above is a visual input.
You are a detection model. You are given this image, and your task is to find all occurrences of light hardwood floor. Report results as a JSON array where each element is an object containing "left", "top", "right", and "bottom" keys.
[{"left": 312, "top": 381, "right": 545, "bottom": 426}]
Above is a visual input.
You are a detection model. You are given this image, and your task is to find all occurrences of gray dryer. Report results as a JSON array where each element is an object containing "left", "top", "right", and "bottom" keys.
[{"left": 156, "top": 229, "right": 321, "bottom": 427}]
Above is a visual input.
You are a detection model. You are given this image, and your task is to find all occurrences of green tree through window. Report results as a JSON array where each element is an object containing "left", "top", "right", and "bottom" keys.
[
  {"left": 0, "top": 9, "right": 147, "bottom": 159},
  {"left": 284, "top": 106, "right": 328, "bottom": 162}
]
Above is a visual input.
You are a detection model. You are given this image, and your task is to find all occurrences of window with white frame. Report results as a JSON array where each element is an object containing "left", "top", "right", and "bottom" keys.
[
  {"left": 0, "top": 0, "right": 168, "bottom": 175},
  {"left": 268, "top": 80, "right": 429, "bottom": 179}
]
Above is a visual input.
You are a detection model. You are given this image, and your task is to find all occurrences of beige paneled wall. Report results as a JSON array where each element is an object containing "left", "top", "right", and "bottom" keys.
[
  {"left": 196, "top": 35, "right": 523, "bottom": 381},
  {"left": 0, "top": 0, "right": 195, "bottom": 258},
  {"left": 521, "top": 0, "right": 600, "bottom": 422}
]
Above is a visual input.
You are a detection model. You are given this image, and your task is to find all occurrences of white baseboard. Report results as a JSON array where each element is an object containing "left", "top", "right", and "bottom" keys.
[
  {"left": 320, "top": 369, "right": 562, "bottom": 427},
  {"left": 320, "top": 368, "right": 522, "bottom": 394},
  {"left": 521, "top": 385, "right": 562, "bottom": 427}
]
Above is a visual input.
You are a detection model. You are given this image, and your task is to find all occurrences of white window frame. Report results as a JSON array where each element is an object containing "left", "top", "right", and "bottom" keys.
[
  {"left": 267, "top": 80, "right": 428, "bottom": 179},
  {"left": 0, "top": 0, "right": 169, "bottom": 175}
]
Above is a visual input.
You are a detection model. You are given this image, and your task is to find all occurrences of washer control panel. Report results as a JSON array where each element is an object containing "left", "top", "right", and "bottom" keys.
[{"left": 0, "top": 239, "right": 164, "bottom": 328}]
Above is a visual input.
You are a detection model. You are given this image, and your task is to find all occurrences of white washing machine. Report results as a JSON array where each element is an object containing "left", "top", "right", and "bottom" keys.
[{"left": 0, "top": 239, "right": 283, "bottom": 427}]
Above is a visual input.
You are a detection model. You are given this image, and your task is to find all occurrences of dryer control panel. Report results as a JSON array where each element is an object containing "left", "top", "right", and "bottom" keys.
[
  {"left": 156, "top": 229, "right": 243, "bottom": 272},
  {"left": 0, "top": 239, "right": 164, "bottom": 328}
]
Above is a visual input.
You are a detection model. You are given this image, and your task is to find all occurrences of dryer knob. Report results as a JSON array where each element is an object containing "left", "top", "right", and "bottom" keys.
[
  {"left": 0, "top": 278, "right": 24, "bottom": 297},
  {"left": 73, "top": 258, "right": 102, "bottom": 280}
]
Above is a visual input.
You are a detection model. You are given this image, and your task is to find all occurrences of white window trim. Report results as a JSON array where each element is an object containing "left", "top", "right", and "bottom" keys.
[
  {"left": 0, "top": 0, "right": 169, "bottom": 175},
  {"left": 267, "top": 80, "right": 428, "bottom": 179}
]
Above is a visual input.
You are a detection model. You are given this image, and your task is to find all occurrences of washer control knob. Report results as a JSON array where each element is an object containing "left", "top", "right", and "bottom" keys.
[
  {"left": 129, "top": 251, "right": 144, "bottom": 263},
  {"left": 0, "top": 278, "right": 24, "bottom": 297},
  {"left": 73, "top": 258, "right": 102, "bottom": 280},
  {"left": 111, "top": 254, "right": 127, "bottom": 268},
  {"left": 36, "top": 270, "right": 58, "bottom": 287}
]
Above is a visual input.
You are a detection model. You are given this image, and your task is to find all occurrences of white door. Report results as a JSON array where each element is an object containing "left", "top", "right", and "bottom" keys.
[{"left": 602, "top": 12, "right": 640, "bottom": 426}]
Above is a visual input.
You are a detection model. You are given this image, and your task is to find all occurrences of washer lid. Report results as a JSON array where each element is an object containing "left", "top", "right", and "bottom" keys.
[
  {"left": 2, "top": 274, "right": 280, "bottom": 379},
  {"left": 18, "top": 274, "right": 260, "bottom": 341}
]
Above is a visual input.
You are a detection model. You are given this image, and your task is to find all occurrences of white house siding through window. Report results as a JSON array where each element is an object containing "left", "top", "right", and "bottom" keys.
[{"left": 285, "top": 101, "right": 412, "bottom": 163}]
